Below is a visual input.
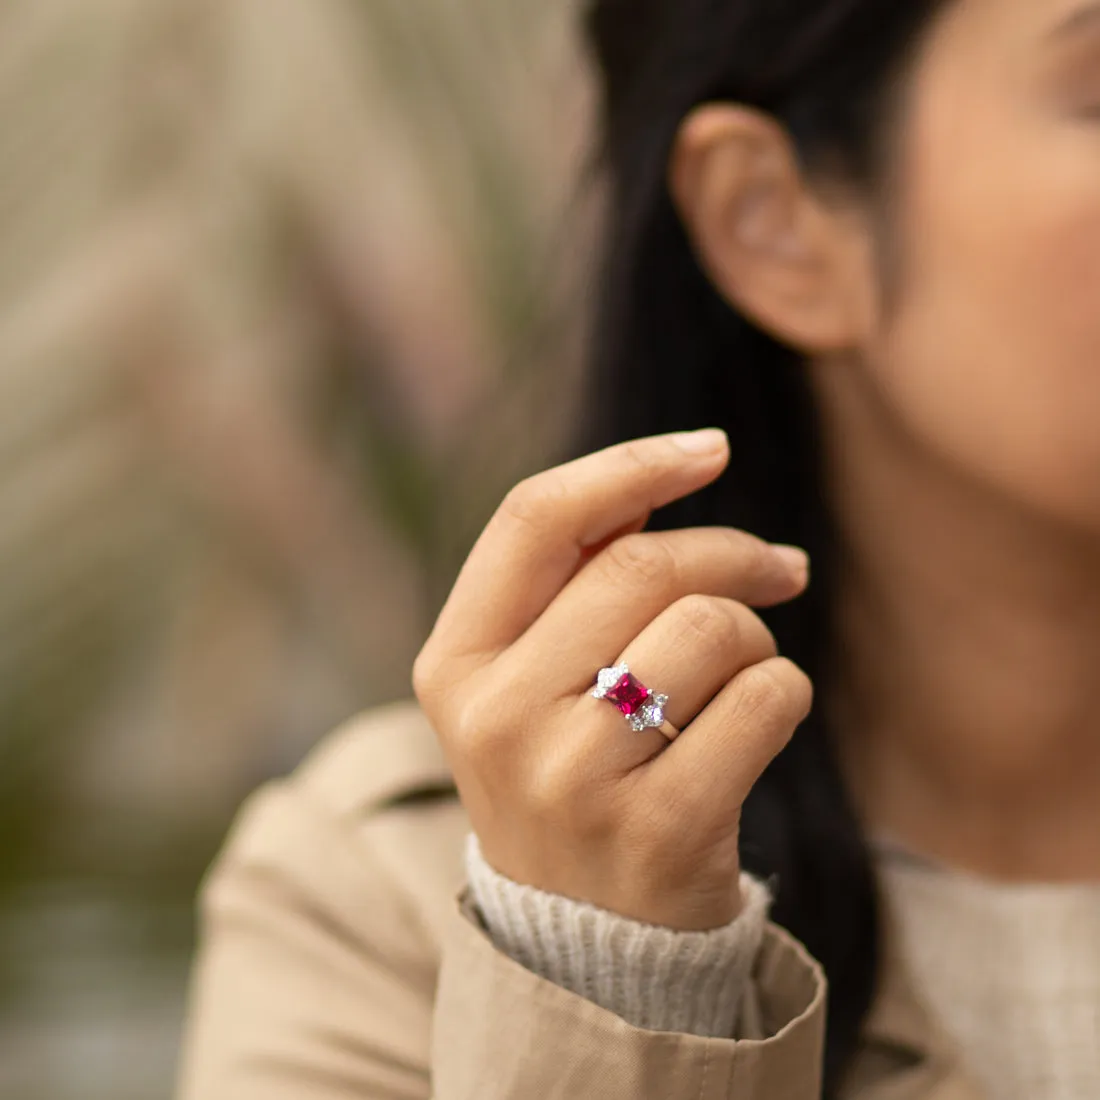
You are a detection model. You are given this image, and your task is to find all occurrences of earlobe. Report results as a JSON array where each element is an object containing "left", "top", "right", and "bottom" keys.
[{"left": 668, "top": 103, "right": 870, "bottom": 353}]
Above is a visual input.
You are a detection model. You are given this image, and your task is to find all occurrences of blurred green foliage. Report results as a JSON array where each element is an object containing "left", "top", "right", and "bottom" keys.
[{"left": 0, "top": 0, "right": 596, "bottom": 1095}]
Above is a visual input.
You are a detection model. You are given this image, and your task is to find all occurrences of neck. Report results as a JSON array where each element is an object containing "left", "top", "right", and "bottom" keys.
[{"left": 813, "top": 362, "right": 1100, "bottom": 884}]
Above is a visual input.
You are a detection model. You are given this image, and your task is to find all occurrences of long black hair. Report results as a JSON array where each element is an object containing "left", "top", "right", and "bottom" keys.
[{"left": 572, "top": 1, "right": 948, "bottom": 1093}]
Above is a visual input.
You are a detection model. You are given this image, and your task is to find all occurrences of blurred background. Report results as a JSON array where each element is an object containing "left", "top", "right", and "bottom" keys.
[{"left": 0, "top": 1, "right": 598, "bottom": 1096}]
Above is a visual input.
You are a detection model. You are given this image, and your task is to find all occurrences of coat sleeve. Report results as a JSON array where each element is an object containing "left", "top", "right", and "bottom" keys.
[
  {"left": 176, "top": 766, "right": 828, "bottom": 1100},
  {"left": 433, "top": 893, "right": 827, "bottom": 1099}
]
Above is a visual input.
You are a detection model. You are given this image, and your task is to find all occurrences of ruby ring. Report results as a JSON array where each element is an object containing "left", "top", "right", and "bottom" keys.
[{"left": 591, "top": 663, "right": 679, "bottom": 741}]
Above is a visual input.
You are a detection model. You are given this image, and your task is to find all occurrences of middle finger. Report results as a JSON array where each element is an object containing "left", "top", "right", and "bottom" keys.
[{"left": 505, "top": 526, "right": 807, "bottom": 693}]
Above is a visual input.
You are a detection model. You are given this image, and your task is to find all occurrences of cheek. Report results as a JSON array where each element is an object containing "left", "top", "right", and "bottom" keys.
[
  {"left": 866, "top": 110, "right": 1100, "bottom": 526},
  {"left": 1031, "top": 202, "right": 1100, "bottom": 364}
]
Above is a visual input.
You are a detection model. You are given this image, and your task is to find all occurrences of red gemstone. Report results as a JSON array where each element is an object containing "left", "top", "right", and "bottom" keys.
[{"left": 606, "top": 672, "right": 651, "bottom": 716}]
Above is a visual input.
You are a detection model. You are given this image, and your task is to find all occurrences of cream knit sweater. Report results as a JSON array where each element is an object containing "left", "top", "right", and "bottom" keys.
[{"left": 465, "top": 832, "right": 1100, "bottom": 1100}]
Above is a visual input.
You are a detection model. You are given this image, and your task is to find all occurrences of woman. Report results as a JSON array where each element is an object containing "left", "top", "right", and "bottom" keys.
[{"left": 176, "top": 0, "right": 1100, "bottom": 1097}]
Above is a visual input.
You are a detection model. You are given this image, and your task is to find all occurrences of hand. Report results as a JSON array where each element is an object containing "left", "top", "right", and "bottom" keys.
[{"left": 412, "top": 430, "right": 813, "bottom": 931}]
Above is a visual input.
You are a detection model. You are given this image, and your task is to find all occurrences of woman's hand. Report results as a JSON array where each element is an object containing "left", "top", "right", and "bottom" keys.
[{"left": 412, "top": 430, "right": 813, "bottom": 932}]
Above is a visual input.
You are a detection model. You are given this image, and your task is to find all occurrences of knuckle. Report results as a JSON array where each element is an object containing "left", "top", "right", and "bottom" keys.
[
  {"left": 602, "top": 533, "right": 677, "bottom": 587},
  {"left": 525, "top": 763, "right": 580, "bottom": 822},
  {"left": 447, "top": 674, "right": 544, "bottom": 770},
  {"left": 675, "top": 593, "right": 741, "bottom": 643},
  {"left": 744, "top": 611, "right": 780, "bottom": 659},
  {"left": 619, "top": 439, "right": 665, "bottom": 479},
  {"left": 739, "top": 658, "right": 813, "bottom": 720},
  {"left": 448, "top": 694, "right": 487, "bottom": 749},
  {"left": 735, "top": 529, "right": 781, "bottom": 576},
  {"left": 716, "top": 526, "right": 779, "bottom": 583},
  {"left": 449, "top": 684, "right": 508, "bottom": 753},
  {"left": 499, "top": 472, "right": 568, "bottom": 531},
  {"left": 411, "top": 646, "right": 443, "bottom": 698},
  {"left": 783, "top": 659, "right": 816, "bottom": 719},
  {"left": 672, "top": 596, "right": 778, "bottom": 660},
  {"left": 738, "top": 660, "right": 790, "bottom": 714}
]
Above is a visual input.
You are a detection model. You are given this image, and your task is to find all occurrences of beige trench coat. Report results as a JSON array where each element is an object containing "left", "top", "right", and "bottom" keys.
[{"left": 175, "top": 699, "right": 990, "bottom": 1100}]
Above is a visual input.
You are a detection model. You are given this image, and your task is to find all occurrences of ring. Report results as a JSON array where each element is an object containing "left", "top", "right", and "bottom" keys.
[{"left": 591, "top": 663, "right": 680, "bottom": 741}]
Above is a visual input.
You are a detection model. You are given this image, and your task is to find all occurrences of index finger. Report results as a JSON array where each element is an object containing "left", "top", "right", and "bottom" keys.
[{"left": 426, "top": 429, "right": 731, "bottom": 664}]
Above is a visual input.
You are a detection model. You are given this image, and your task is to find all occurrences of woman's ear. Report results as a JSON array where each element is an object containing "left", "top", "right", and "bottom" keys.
[{"left": 668, "top": 103, "right": 875, "bottom": 352}]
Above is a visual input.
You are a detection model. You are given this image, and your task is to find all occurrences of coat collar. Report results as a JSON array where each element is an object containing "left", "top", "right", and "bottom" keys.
[{"left": 852, "top": 877, "right": 988, "bottom": 1100}]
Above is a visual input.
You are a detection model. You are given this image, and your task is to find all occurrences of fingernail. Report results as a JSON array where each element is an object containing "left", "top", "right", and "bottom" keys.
[
  {"left": 773, "top": 544, "right": 810, "bottom": 579},
  {"left": 667, "top": 429, "right": 728, "bottom": 456}
]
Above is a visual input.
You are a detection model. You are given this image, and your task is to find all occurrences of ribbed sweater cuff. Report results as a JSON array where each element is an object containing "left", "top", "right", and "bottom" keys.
[{"left": 464, "top": 832, "right": 773, "bottom": 1039}]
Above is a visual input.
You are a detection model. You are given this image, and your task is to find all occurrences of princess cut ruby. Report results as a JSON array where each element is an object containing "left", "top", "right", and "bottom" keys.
[{"left": 605, "top": 672, "right": 651, "bottom": 716}]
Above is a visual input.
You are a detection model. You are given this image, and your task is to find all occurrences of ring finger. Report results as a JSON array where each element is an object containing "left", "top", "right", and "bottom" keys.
[{"left": 572, "top": 594, "right": 779, "bottom": 772}]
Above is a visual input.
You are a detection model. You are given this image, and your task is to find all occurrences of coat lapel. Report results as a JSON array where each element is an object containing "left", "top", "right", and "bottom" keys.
[{"left": 842, "top": 884, "right": 988, "bottom": 1100}]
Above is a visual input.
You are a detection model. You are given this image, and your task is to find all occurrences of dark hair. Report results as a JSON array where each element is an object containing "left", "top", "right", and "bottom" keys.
[{"left": 573, "top": 1, "right": 947, "bottom": 1093}]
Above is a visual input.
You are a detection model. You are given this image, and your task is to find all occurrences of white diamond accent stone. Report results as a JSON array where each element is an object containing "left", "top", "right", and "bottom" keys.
[
  {"left": 591, "top": 662, "right": 630, "bottom": 699},
  {"left": 631, "top": 691, "right": 668, "bottom": 732}
]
